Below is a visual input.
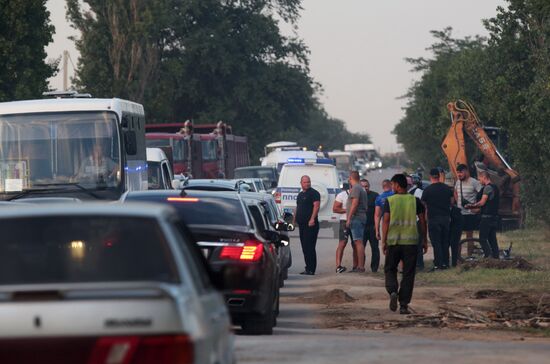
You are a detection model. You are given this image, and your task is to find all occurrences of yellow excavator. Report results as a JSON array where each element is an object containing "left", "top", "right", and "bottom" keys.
[{"left": 441, "top": 100, "right": 522, "bottom": 228}]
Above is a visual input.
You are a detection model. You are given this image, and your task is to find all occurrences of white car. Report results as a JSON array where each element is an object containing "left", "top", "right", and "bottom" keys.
[
  {"left": 147, "top": 147, "right": 174, "bottom": 190},
  {"left": 275, "top": 158, "right": 340, "bottom": 228},
  {"left": 0, "top": 203, "right": 234, "bottom": 364}
]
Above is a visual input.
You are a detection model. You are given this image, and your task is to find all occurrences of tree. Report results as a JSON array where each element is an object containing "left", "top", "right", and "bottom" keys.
[
  {"left": 483, "top": 0, "right": 550, "bottom": 224},
  {"left": 393, "top": 28, "right": 489, "bottom": 169},
  {"left": 0, "top": 0, "right": 56, "bottom": 101}
]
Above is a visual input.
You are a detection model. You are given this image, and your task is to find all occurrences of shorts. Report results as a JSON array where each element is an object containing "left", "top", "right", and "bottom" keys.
[
  {"left": 349, "top": 217, "right": 366, "bottom": 242},
  {"left": 462, "top": 214, "right": 481, "bottom": 231},
  {"left": 339, "top": 220, "right": 350, "bottom": 241}
]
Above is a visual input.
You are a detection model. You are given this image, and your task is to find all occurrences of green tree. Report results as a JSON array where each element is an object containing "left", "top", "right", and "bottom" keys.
[
  {"left": 393, "top": 28, "right": 490, "bottom": 169},
  {"left": 483, "top": 0, "right": 550, "bottom": 224},
  {"left": 0, "top": 0, "right": 56, "bottom": 101}
]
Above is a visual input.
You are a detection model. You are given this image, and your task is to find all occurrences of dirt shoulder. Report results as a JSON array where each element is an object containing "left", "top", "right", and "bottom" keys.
[{"left": 284, "top": 229, "right": 550, "bottom": 342}]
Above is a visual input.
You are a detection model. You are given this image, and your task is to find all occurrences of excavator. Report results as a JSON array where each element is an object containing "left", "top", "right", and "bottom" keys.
[{"left": 441, "top": 100, "right": 522, "bottom": 228}]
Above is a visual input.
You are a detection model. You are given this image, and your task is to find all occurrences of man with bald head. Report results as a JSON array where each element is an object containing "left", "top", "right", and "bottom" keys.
[{"left": 294, "top": 175, "right": 321, "bottom": 275}]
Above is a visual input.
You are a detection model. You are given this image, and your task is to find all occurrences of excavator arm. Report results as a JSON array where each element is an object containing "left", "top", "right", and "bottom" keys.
[
  {"left": 442, "top": 100, "right": 519, "bottom": 182},
  {"left": 441, "top": 100, "right": 522, "bottom": 225}
]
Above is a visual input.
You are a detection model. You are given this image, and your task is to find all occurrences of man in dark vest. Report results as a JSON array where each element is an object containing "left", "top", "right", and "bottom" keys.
[
  {"left": 294, "top": 175, "right": 321, "bottom": 275},
  {"left": 382, "top": 174, "right": 428, "bottom": 314},
  {"left": 466, "top": 171, "right": 500, "bottom": 259}
]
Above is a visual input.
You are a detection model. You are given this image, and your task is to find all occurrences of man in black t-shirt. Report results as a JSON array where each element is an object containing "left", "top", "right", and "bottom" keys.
[
  {"left": 294, "top": 175, "right": 321, "bottom": 275},
  {"left": 361, "top": 179, "right": 380, "bottom": 272},
  {"left": 421, "top": 168, "right": 454, "bottom": 270},
  {"left": 466, "top": 171, "right": 500, "bottom": 259}
]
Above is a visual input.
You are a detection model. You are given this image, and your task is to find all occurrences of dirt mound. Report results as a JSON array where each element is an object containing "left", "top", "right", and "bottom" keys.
[
  {"left": 460, "top": 257, "right": 537, "bottom": 271},
  {"left": 472, "top": 289, "right": 508, "bottom": 299},
  {"left": 298, "top": 289, "right": 356, "bottom": 305}
]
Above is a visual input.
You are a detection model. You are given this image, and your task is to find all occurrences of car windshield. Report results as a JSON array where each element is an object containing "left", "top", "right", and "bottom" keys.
[
  {"left": 146, "top": 137, "right": 187, "bottom": 161},
  {"left": 0, "top": 112, "right": 121, "bottom": 199},
  {"left": 234, "top": 168, "right": 276, "bottom": 187},
  {"left": 0, "top": 216, "right": 179, "bottom": 285},
  {"left": 126, "top": 194, "right": 247, "bottom": 226},
  {"left": 147, "top": 161, "right": 162, "bottom": 189}
]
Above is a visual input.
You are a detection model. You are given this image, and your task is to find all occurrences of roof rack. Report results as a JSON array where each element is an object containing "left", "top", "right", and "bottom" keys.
[{"left": 42, "top": 91, "right": 93, "bottom": 99}]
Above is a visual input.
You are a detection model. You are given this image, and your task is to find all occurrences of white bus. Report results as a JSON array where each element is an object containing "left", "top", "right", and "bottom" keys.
[{"left": 0, "top": 93, "right": 147, "bottom": 201}]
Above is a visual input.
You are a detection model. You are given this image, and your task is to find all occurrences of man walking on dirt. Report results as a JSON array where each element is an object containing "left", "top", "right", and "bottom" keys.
[
  {"left": 454, "top": 164, "right": 482, "bottom": 257},
  {"left": 346, "top": 171, "right": 369, "bottom": 272},
  {"left": 466, "top": 171, "right": 500, "bottom": 259},
  {"left": 382, "top": 174, "right": 427, "bottom": 314},
  {"left": 294, "top": 175, "right": 321, "bottom": 275},
  {"left": 422, "top": 168, "right": 454, "bottom": 271}
]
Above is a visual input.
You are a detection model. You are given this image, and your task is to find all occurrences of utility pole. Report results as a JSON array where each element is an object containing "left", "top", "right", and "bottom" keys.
[{"left": 63, "top": 50, "right": 69, "bottom": 91}]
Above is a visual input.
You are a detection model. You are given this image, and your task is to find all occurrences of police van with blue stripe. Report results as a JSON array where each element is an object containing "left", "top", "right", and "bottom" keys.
[{"left": 274, "top": 158, "right": 340, "bottom": 230}]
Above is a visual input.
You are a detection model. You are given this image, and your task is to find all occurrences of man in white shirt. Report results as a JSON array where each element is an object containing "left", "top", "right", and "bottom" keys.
[
  {"left": 453, "top": 164, "right": 482, "bottom": 256},
  {"left": 333, "top": 183, "right": 352, "bottom": 273}
]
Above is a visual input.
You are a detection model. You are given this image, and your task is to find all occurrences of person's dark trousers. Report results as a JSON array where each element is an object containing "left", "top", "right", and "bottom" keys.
[
  {"left": 363, "top": 224, "right": 380, "bottom": 272},
  {"left": 449, "top": 207, "right": 463, "bottom": 267},
  {"left": 479, "top": 215, "right": 499, "bottom": 259},
  {"left": 299, "top": 223, "right": 320, "bottom": 273},
  {"left": 415, "top": 221, "right": 424, "bottom": 270},
  {"left": 427, "top": 216, "right": 450, "bottom": 268},
  {"left": 385, "top": 244, "right": 417, "bottom": 307}
]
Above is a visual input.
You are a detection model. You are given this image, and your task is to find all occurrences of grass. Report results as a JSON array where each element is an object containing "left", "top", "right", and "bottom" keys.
[{"left": 417, "top": 228, "right": 550, "bottom": 291}]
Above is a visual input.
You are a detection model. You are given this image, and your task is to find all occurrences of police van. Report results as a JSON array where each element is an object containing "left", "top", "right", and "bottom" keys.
[{"left": 275, "top": 158, "right": 340, "bottom": 228}]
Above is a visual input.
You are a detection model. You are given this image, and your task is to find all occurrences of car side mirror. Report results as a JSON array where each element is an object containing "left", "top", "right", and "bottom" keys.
[
  {"left": 287, "top": 223, "right": 295, "bottom": 232},
  {"left": 124, "top": 130, "right": 137, "bottom": 156},
  {"left": 263, "top": 230, "right": 280, "bottom": 242},
  {"left": 283, "top": 212, "right": 293, "bottom": 223},
  {"left": 271, "top": 181, "right": 277, "bottom": 189},
  {"left": 279, "top": 239, "right": 289, "bottom": 247}
]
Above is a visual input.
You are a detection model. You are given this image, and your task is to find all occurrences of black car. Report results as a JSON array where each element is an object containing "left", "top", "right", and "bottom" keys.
[
  {"left": 240, "top": 192, "right": 293, "bottom": 284},
  {"left": 121, "top": 189, "right": 281, "bottom": 335}
]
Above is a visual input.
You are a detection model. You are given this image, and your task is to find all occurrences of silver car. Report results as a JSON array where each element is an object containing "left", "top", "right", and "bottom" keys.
[{"left": 0, "top": 203, "right": 234, "bottom": 364}]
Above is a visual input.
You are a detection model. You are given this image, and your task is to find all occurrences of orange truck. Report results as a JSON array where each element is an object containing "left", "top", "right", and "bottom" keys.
[{"left": 441, "top": 100, "right": 522, "bottom": 228}]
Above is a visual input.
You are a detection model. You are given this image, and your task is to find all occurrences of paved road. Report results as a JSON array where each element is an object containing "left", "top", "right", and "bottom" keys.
[{"left": 235, "top": 168, "right": 550, "bottom": 363}]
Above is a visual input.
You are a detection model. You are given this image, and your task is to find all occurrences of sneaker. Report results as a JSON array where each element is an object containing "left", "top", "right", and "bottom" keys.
[
  {"left": 348, "top": 267, "right": 359, "bottom": 273},
  {"left": 336, "top": 266, "right": 347, "bottom": 273},
  {"left": 400, "top": 305, "right": 411, "bottom": 315},
  {"left": 427, "top": 266, "right": 440, "bottom": 273},
  {"left": 389, "top": 292, "right": 398, "bottom": 312},
  {"left": 300, "top": 271, "right": 314, "bottom": 275}
]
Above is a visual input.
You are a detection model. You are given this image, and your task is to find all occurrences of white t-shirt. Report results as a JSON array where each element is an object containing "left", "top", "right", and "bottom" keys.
[
  {"left": 335, "top": 190, "right": 349, "bottom": 221},
  {"left": 454, "top": 177, "right": 482, "bottom": 215}
]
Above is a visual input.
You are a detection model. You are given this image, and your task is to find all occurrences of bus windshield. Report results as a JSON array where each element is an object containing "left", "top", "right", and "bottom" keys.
[{"left": 0, "top": 111, "right": 121, "bottom": 198}]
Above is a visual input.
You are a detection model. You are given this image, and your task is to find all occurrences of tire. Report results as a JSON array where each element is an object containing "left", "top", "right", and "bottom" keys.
[{"left": 241, "top": 311, "right": 274, "bottom": 335}]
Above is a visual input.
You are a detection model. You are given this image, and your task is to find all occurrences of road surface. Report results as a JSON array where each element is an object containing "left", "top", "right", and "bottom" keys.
[{"left": 235, "top": 168, "right": 550, "bottom": 363}]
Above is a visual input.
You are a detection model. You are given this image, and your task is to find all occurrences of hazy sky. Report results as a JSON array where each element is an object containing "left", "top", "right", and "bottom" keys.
[{"left": 46, "top": 0, "right": 505, "bottom": 153}]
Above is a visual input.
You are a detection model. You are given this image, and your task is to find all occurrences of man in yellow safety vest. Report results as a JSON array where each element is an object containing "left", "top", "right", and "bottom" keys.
[{"left": 382, "top": 174, "right": 428, "bottom": 314}]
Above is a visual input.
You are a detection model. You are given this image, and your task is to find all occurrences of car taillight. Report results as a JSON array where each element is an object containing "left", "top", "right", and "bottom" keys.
[
  {"left": 88, "top": 335, "right": 193, "bottom": 364},
  {"left": 274, "top": 191, "right": 281, "bottom": 204},
  {"left": 219, "top": 241, "right": 263, "bottom": 261}
]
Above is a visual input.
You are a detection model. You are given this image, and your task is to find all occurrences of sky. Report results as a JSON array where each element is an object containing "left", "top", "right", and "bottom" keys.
[{"left": 46, "top": 0, "right": 505, "bottom": 153}]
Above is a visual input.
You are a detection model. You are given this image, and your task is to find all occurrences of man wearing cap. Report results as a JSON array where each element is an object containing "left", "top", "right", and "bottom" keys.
[
  {"left": 453, "top": 164, "right": 482, "bottom": 257},
  {"left": 422, "top": 168, "right": 454, "bottom": 270}
]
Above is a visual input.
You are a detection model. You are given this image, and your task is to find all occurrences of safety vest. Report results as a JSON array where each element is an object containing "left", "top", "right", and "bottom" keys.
[{"left": 387, "top": 194, "right": 418, "bottom": 246}]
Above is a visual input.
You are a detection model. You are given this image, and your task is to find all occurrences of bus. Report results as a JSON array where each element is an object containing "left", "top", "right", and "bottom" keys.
[{"left": 0, "top": 92, "right": 147, "bottom": 201}]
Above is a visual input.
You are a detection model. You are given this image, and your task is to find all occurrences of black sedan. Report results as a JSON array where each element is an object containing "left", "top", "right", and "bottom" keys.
[{"left": 121, "top": 189, "right": 281, "bottom": 335}]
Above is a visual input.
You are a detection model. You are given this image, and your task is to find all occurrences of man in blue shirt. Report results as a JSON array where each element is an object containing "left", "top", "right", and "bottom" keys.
[{"left": 375, "top": 179, "right": 394, "bottom": 241}]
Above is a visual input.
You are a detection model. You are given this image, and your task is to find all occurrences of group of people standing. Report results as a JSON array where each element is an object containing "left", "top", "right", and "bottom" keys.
[{"left": 294, "top": 164, "right": 501, "bottom": 314}]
